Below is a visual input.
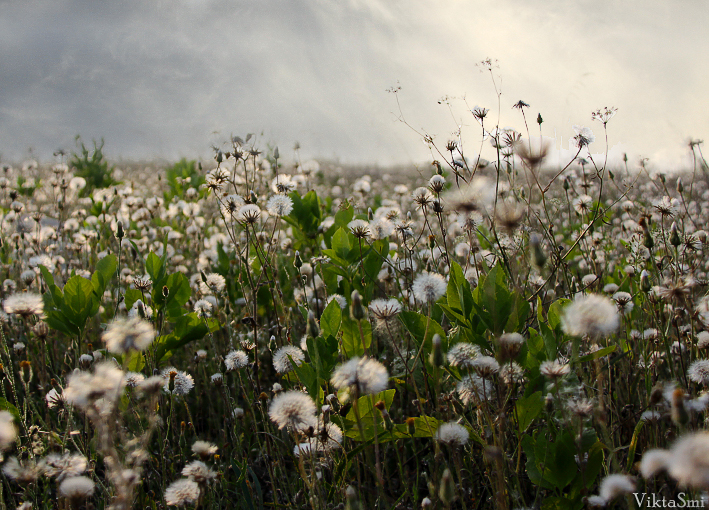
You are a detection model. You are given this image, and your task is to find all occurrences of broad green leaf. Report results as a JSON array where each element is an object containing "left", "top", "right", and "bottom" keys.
[
  {"left": 578, "top": 345, "right": 616, "bottom": 362},
  {"left": 0, "top": 398, "right": 21, "bottom": 422},
  {"left": 320, "top": 299, "right": 342, "bottom": 339},
  {"left": 145, "top": 252, "right": 163, "bottom": 282},
  {"left": 399, "top": 311, "right": 446, "bottom": 357},
  {"left": 331, "top": 227, "right": 352, "bottom": 261},
  {"left": 92, "top": 254, "right": 117, "bottom": 296},
  {"left": 340, "top": 310, "right": 371, "bottom": 358},
  {"left": 516, "top": 391, "right": 544, "bottom": 433},
  {"left": 123, "top": 288, "right": 143, "bottom": 311}
]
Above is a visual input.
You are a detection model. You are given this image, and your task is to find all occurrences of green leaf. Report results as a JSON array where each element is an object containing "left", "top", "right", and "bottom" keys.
[
  {"left": 123, "top": 288, "right": 143, "bottom": 311},
  {"left": 447, "top": 261, "right": 473, "bottom": 322},
  {"left": 145, "top": 252, "right": 162, "bottom": 282},
  {"left": 62, "top": 275, "right": 98, "bottom": 330},
  {"left": 340, "top": 311, "right": 371, "bottom": 358},
  {"left": 92, "top": 254, "right": 117, "bottom": 296},
  {"left": 320, "top": 299, "right": 342, "bottom": 339},
  {"left": 578, "top": 345, "right": 617, "bottom": 362},
  {"left": 471, "top": 262, "right": 514, "bottom": 336},
  {"left": 331, "top": 227, "right": 352, "bottom": 261},
  {"left": 154, "top": 313, "right": 217, "bottom": 362},
  {"left": 516, "top": 391, "right": 543, "bottom": 433},
  {"left": 0, "top": 398, "right": 21, "bottom": 422},
  {"left": 399, "top": 311, "right": 446, "bottom": 358},
  {"left": 290, "top": 362, "right": 320, "bottom": 402}
]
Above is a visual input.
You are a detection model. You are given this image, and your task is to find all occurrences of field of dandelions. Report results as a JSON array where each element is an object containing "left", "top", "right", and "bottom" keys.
[{"left": 3, "top": 97, "right": 709, "bottom": 510}]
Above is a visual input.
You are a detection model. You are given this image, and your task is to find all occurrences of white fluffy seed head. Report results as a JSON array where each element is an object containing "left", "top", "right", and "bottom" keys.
[{"left": 561, "top": 294, "right": 619, "bottom": 338}]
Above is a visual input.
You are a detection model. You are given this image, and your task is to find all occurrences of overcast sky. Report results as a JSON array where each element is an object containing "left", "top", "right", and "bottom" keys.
[{"left": 1, "top": 0, "right": 707, "bottom": 170}]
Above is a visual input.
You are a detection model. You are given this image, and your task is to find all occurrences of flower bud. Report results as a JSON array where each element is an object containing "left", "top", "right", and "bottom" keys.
[
  {"left": 530, "top": 234, "right": 546, "bottom": 269},
  {"left": 116, "top": 221, "right": 124, "bottom": 240},
  {"left": 670, "top": 222, "right": 681, "bottom": 247},
  {"left": 640, "top": 269, "right": 651, "bottom": 293},
  {"left": 677, "top": 177, "right": 684, "bottom": 193},
  {"left": 406, "top": 417, "right": 417, "bottom": 436},
  {"left": 294, "top": 251, "right": 303, "bottom": 269},
  {"left": 307, "top": 311, "right": 320, "bottom": 338},
  {"left": 429, "top": 334, "right": 444, "bottom": 367},
  {"left": 438, "top": 468, "right": 457, "bottom": 506},
  {"left": 350, "top": 290, "right": 365, "bottom": 320}
]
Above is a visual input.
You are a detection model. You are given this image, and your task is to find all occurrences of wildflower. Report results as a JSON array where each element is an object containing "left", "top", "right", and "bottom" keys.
[
  {"left": 191, "top": 440, "right": 218, "bottom": 459},
  {"left": 268, "top": 391, "right": 317, "bottom": 432},
  {"left": 224, "top": 350, "right": 249, "bottom": 371},
  {"left": 327, "top": 294, "right": 347, "bottom": 310},
  {"left": 3, "top": 293, "right": 43, "bottom": 317},
  {"left": 598, "top": 474, "right": 635, "bottom": 502},
  {"left": 63, "top": 362, "right": 125, "bottom": 409},
  {"left": 639, "top": 449, "right": 672, "bottom": 478},
  {"left": 499, "top": 332, "right": 525, "bottom": 359},
  {"left": 662, "top": 432, "right": 709, "bottom": 488},
  {"left": 348, "top": 219, "right": 370, "bottom": 239},
  {"left": 499, "top": 362, "right": 525, "bottom": 384},
  {"left": 412, "top": 187, "right": 433, "bottom": 208},
  {"left": 697, "top": 331, "right": 709, "bottom": 349},
  {"left": 272, "top": 345, "right": 305, "bottom": 374},
  {"left": 202, "top": 273, "right": 226, "bottom": 294},
  {"left": 266, "top": 195, "right": 294, "bottom": 216},
  {"left": 369, "top": 217, "right": 394, "bottom": 240},
  {"left": 566, "top": 398, "right": 595, "bottom": 419},
  {"left": 572, "top": 125, "right": 595, "bottom": 148},
  {"left": 193, "top": 299, "right": 212, "bottom": 318},
  {"left": 102, "top": 316, "right": 155, "bottom": 354},
  {"left": 688, "top": 360, "right": 709, "bottom": 385},
  {"left": 160, "top": 368, "right": 195, "bottom": 397},
  {"left": 3, "top": 457, "right": 41, "bottom": 484},
  {"left": 612, "top": 291, "right": 634, "bottom": 315},
  {"left": 434, "top": 422, "right": 469, "bottom": 447},
  {"left": 58, "top": 476, "right": 95, "bottom": 500},
  {"left": 165, "top": 478, "right": 201, "bottom": 506},
  {"left": 0, "top": 411, "right": 16, "bottom": 451},
  {"left": 182, "top": 461, "right": 216, "bottom": 484},
  {"left": 654, "top": 196, "right": 679, "bottom": 218},
  {"left": 539, "top": 360, "right": 570, "bottom": 380},
  {"left": 561, "top": 294, "right": 619, "bottom": 339},
  {"left": 368, "top": 299, "right": 402, "bottom": 324},
  {"left": 456, "top": 374, "right": 491, "bottom": 405},
  {"left": 470, "top": 356, "right": 500, "bottom": 377},
  {"left": 41, "top": 453, "right": 87, "bottom": 481},
  {"left": 236, "top": 204, "right": 261, "bottom": 224},
  {"left": 429, "top": 174, "right": 446, "bottom": 194},
  {"left": 573, "top": 195, "right": 593, "bottom": 215},
  {"left": 331, "top": 357, "right": 388, "bottom": 397},
  {"left": 124, "top": 372, "right": 145, "bottom": 387},
  {"left": 447, "top": 343, "right": 480, "bottom": 367},
  {"left": 412, "top": 272, "right": 447, "bottom": 303},
  {"left": 591, "top": 106, "right": 618, "bottom": 125}
]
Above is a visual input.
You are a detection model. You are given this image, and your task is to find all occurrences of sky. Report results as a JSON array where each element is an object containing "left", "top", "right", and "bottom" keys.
[{"left": 1, "top": 0, "right": 708, "bottom": 171}]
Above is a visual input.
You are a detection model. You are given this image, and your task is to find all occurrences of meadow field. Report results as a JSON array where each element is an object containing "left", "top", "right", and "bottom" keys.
[{"left": 0, "top": 110, "right": 708, "bottom": 510}]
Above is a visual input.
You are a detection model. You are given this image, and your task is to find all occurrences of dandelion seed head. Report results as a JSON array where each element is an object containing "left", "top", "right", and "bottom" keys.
[
  {"left": 182, "top": 461, "right": 216, "bottom": 484},
  {"left": 639, "top": 449, "right": 671, "bottom": 478},
  {"left": 58, "top": 476, "right": 95, "bottom": 500},
  {"left": 224, "top": 350, "right": 249, "bottom": 371},
  {"left": 266, "top": 195, "right": 294, "bottom": 216},
  {"left": 3, "top": 293, "right": 43, "bottom": 317},
  {"left": 165, "top": 478, "right": 200, "bottom": 506},
  {"left": 331, "top": 357, "right": 388, "bottom": 397},
  {"left": 688, "top": 360, "right": 709, "bottom": 385},
  {"left": 446, "top": 343, "right": 480, "bottom": 368},
  {"left": 435, "top": 422, "right": 469, "bottom": 447},
  {"left": 598, "top": 474, "right": 635, "bottom": 502},
  {"left": 412, "top": 272, "right": 447, "bottom": 303},
  {"left": 268, "top": 391, "right": 317, "bottom": 432},
  {"left": 272, "top": 345, "right": 305, "bottom": 374},
  {"left": 102, "top": 316, "right": 155, "bottom": 354},
  {"left": 561, "top": 294, "right": 619, "bottom": 339}
]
